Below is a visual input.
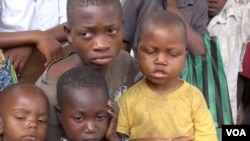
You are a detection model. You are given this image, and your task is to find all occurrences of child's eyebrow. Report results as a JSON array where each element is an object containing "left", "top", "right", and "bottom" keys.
[
  {"left": 80, "top": 21, "right": 121, "bottom": 27},
  {"left": 12, "top": 108, "right": 30, "bottom": 113},
  {"left": 12, "top": 108, "right": 48, "bottom": 116}
]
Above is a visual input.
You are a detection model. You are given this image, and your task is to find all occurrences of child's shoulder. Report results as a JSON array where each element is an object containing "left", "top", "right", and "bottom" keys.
[
  {"left": 119, "top": 78, "right": 145, "bottom": 98},
  {"left": 46, "top": 52, "right": 78, "bottom": 80},
  {"left": 181, "top": 80, "right": 203, "bottom": 95}
]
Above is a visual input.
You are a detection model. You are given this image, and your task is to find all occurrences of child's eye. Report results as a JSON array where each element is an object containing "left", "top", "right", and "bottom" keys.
[
  {"left": 145, "top": 50, "right": 156, "bottom": 55},
  {"left": 96, "top": 115, "right": 107, "bottom": 121},
  {"left": 146, "top": 51, "right": 155, "bottom": 54},
  {"left": 15, "top": 116, "right": 26, "bottom": 121},
  {"left": 169, "top": 52, "right": 179, "bottom": 57},
  {"left": 107, "top": 28, "right": 118, "bottom": 35},
  {"left": 80, "top": 31, "right": 92, "bottom": 39},
  {"left": 141, "top": 47, "right": 156, "bottom": 55},
  {"left": 38, "top": 120, "right": 47, "bottom": 125},
  {"left": 73, "top": 116, "right": 84, "bottom": 122}
]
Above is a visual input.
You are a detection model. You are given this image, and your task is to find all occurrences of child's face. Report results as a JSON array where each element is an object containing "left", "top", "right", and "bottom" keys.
[
  {"left": 65, "top": 4, "right": 123, "bottom": 72},
  {"left": 136, "top": 24, "right": 187, "bottom": 86},
  {"left": 207, "top": 0, "right": 227, "bottom": 17},
  {"left": 0, "top": 89, "right": 49, "bottom": 141},
  {"left": 57, "top": 87, "right": 109, "bottom": 141}
]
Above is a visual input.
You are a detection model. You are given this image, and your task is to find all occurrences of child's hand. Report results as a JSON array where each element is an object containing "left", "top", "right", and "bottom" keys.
[
  {"left": 105, "top": 100, "right": 120, "bottom": 141},
  {"left": 4, "top": 46, "right": 33, "bottom": 77},
  {"left": 35, "top": 31, "right": 62, "bottom": 67}
]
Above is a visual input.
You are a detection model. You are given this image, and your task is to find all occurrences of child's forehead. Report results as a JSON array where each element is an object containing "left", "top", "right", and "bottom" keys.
[
  {"left": 62, "top": 89, "right": 108, "bottom": 111},
  {"left": 68, "top": 87, "right": 107, "bottom": 97},
  {"left": 0, "top": 94, "right": 47, "bottom": 114},
  {"left": 64, "top": 88, "right": 108, "bottom": 104},
  {"left": 142, "top": 24, "right": 178, "bottom": 37},
  {"left": 0, "top": 85, "right": 48, "bottom": 113},
  {"left": 3, "top": 89, "right": 46, "bottom": 104},
  {"left": 69, "top": 4, "right": 122, "bottom": 24}
]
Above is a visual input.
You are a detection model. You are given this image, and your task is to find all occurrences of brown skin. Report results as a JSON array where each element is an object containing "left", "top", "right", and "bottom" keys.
[
  {"left": 3, "top": 45, "right": 33, "bottom": 77},
  {"left": 47, "top": 4, "right": 123, "bottom": 80},
  {"left": 206, "top": 0, "right": 227, "bottom": 20},
  {"left": 2, "top": 23, "right": 66, "bottom": 77},
  {"left": 118, "top": 23, "right": 193, "bottom": 141},
  {"left": 56, "top": 87, "right": 119, "bottom": 141},
  {"left": 46, "top": 23, "right": 68, "bottom": 43},
  {"left": 136, "top": 23, "right": 187, "bottom": 94},
  {"left": 0, "top": 31, "right": 62, "bottom": 70},
  {"left": 0, "top": 85, "right": 49, "bottom": 141}
]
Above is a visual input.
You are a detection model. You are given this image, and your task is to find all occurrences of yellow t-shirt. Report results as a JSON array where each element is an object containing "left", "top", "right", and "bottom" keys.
[{"left": 117, "top": 78, "right": 218, "bottom": 141}]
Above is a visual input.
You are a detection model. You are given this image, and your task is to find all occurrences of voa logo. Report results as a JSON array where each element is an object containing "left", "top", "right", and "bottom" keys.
[{"left": 226, "top": 129, "right": 246, "bottom": 136}]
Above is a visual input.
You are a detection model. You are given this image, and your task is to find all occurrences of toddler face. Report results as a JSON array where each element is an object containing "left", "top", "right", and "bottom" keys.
[
  {"left": 137, "top": 24, "right": 187, "bottom": 85},
  {"left": 57, "top": 87, "right": 109, "bottom": 141},
  {"left": 0, "top": 89, "right": 49, "bottom": 141}
]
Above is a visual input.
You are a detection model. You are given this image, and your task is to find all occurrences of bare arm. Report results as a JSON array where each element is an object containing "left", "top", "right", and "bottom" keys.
[
  {"left": 0, "top": 30, "right": 62, "bottom": 69},
  {"left": 166, "top": 0, "right": 206, "bottom": 56},
  {"left": 0, "top": 31, "right": 44, "bottom": 49},
  {"left": 45, "top": 23, "right": 68, "bottom": 43}
]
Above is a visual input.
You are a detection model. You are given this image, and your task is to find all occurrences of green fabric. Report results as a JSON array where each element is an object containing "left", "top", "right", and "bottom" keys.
[
  {"left": 181, "top": 35, "right": 233, "bottom": 140},
  {"left": 10, "top": 62, "right": 18, "bottom": 84}
]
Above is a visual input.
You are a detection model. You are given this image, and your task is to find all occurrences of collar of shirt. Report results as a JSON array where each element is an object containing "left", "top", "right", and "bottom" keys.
[
  {"left": 162, "top": 0, "right": 195, "bottom": 9},
  {"left": 209, "top": 3, "right": 241, "bottom": 26}
]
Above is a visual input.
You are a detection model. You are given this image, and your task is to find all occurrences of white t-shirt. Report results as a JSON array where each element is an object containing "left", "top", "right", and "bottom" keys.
[{"left": 0, "top": 0, "right": 67, "bottom": 31}]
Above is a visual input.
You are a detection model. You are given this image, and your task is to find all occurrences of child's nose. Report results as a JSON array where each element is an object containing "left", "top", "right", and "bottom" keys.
[
  {"left": 155, "top": 53, "right": 168, "bottom": 65},
  {"left": 84, "top": 121, "right": 97, "bottom": 133},
  {"left": 27, "top": 120, "right": 38, "bottom": 129},
  {"left": 93, "top": 35, "right": 110, "bottom": 51}
]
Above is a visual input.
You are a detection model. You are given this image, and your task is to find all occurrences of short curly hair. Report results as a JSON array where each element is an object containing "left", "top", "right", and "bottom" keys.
[
  {"left": 67, "top": 0, "right": 122, "bottom": 26},
  {"left": 56, "top": 66, "right": 109, "bottom": 106}
]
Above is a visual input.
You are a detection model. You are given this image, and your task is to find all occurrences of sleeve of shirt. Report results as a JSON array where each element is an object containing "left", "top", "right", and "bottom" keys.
[
  {"left": 192, "top": 89, "right": 218, "bottom": 141},
  {"left": 192, "top": 0, "right": 209, "bottom": 35},
  {"left": 58, "top": 0, "right": 67, "bottom": 24}
]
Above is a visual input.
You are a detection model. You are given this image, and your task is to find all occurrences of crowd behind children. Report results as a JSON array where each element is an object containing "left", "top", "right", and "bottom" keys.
[{"left": 0, "top": 0, "right": 250, "bottom": 141}]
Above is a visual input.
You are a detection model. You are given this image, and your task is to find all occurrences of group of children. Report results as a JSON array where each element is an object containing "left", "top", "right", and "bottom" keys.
[
  {"left": 0, "top": 66, "right": 120, "bottom": 141},
  {"left": 1, "top": 0, "right": 250, "bottom": 140}
]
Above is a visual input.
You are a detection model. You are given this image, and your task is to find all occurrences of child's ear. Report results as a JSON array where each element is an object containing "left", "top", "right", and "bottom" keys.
[
  {"left": 64, "top": 23, "right": 73, "bottom": 43},
  {"left": 55, "top": 105, "right": 62, "bottom": 124}
]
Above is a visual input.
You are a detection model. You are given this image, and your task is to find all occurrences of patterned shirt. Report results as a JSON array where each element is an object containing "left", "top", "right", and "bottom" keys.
[{"left": 0, "top": 49, "right": 17, "bottom": 91}]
